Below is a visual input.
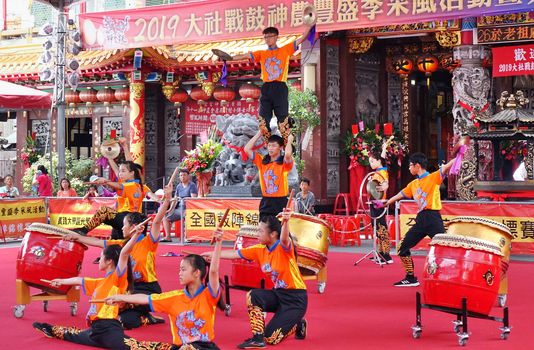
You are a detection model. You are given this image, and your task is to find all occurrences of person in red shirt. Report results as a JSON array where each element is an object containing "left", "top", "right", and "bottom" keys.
[
  {"left": 56, "top": 177, "right": 78, "bottom": 197},
  {"left": 32, "top": 165, "right": 53, "bottom": 197},
  {"left": 203, "top": 209, "right": 307, "bottom": 349},
  {"left": 32, "top": 228, "right": 166, "bottom": 349},
  {"left": 106, "top": 227, "right": 224, "bottom": 350}
]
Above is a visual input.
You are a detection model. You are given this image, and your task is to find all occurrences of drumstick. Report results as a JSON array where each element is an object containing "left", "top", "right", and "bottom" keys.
[
  {"left": 168, "top": 166, "right": 180, "bottom": 185},
  {"left": 181, "top": 250, "right": 197, "bottom": 255},
  {"left": 210, "top": 208, "right": 231, "bottom": 245},
  {"left": 133, "top": 217, "right": 152, "bottom": 232},
  {"left": 40, "top": 279, "right": 53, "bottom": 284},
  {"left": 281, "top": 189, "right": 295, "bottom": 222},
  {"left": 89, "top": 299, "right": 107, "bottom": 303}
]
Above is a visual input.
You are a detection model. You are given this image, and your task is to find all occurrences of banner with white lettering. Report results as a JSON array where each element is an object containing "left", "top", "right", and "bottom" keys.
[
  {"left": 184, "top": 100, "right": 258, "bottom": 135},
  {"left": 492, "top": 44, "right": 534, "bottom": 77}
]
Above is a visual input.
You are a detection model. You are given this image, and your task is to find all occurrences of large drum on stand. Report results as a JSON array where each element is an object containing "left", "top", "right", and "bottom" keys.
[
  {"left": 446, "top": 216, "right": 514, "bottom": 306},
  {"left": 14, "top": 223, "right": 87, "bottom": 318},
  {"left": 422, "top": 234, "right": 503, "bottom": 316}
]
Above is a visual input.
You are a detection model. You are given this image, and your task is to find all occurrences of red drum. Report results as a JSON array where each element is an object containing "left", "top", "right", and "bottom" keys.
[
  {"left": 16, "top": 223, "right": 87, "bottom": 294},
  {"left": 423, "top": 234, "right": 502, "bottom": 315},
  {"left": 231, "top": 225, "right": 274, "bottom": 289}
]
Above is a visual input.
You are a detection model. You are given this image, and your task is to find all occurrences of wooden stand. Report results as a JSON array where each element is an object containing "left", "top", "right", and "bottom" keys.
[{"left": 14, "top": 279, "right": 80, "bottom": 318}]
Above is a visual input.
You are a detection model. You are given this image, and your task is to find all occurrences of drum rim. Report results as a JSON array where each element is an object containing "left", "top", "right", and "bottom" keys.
[
  {"left": 430, "top": 233, "right": 504, "bottom": 256},
  {"left": 237, "top": 225, "right": 260, "bottom": 238},
  {"left": 27, "top": 223, "right": 78, "bottom": 236},
  {"left": 447, "top": 216, "right": 515, "bottom": 238},
  {"left": 280, "top": 212, "right": 332, "bottom": 229}
]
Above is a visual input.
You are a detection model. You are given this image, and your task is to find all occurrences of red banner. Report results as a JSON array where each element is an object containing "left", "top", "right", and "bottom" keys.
[
  {"left": 48, "top": 198, "right": 118, "bottom": 238},
  {"left": 185, "top": 100, "right": 258, "bottom": 135},
  {"left": 492, "top": 44, "right": 534, "bottom": 77},
  {"left": 399, "top": 200, "right": 534, "bottom": 255},
  {"left": 184, "top": 198, "right": 260, "bottom": 241},
  {"left": 0, "top": 198, "right": 47, "bottom": 240},
  {"left": 79, "top": 0, "right": 532, "bottom": 50}
]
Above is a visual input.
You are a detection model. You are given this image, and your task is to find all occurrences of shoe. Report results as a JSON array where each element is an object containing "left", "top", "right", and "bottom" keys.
[
  {"left": 393, "top": 275, "right": 420, "bottom": 287},
  {"left": 33, "top": 322, "right": 54, "bottom": 338},
  {"left": 72, "top": 227, "right": 88, "bottom": 236},
  {"left": 237, "top": 336, "right": 266, "bottom": 349},
  {"left": 370, "top": 252, "right": 386, "bottom": 264},
  {"left": 295, "top": 318, "right": 307, "bottom": 339},
  {"left": 382, "top": 253, "right": 394, "bottom": 264},
  {"left": 93, "top": 257, "right": 101, "bottom": 264},
  {"left": 145, "top": 313, "right": 165, "bottom": 325},
  {"left": 160, "top": 238, "right": 172, "bottom": 243}
]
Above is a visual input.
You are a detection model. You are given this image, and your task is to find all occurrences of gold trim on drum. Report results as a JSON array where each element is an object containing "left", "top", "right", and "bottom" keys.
[
  {"left": 430, "top": 234, "right": 503, "bottom": 256},
  {"left": 27, "top": 223, "right": 78, "bottom": 236},
  {"left": 237, "top": 225, "right": 260, "bottom": 238},
  {"left": 447, "top": 216, "right": 514, "bottom": 238}
]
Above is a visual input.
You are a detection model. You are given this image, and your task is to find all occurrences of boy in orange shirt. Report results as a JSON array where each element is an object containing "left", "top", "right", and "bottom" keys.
[{"left": 383, "top": 152, "right": 457, "bottom": 287}]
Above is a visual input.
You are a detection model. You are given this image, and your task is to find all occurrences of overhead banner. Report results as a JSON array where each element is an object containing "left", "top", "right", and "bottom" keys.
[
  {"left": 492, "top": 44, "right": 534, "bottom": 77},
  {"left": 0, "top": 198, "right": 47, "bottom": 240},
  {"left": 185, "top": 100, "right": 258, "bottom": 135},
  {"left": 48, "top": 198, "right": 117, "bottom": 238},
  {"left": 184, "top": 198, "right": 260, "bottom": 241},
  {"left": 399, "top": 200, "right": 534, "bottom": 255},
  {"left": 79, "top": 0, "right": 532, "bottom": 50}
]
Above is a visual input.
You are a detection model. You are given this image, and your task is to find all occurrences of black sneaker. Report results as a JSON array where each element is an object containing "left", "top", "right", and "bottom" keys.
[
  {"left": 382, "top": 253, "right": 394, "bottom": 264},
  {"left": 33, "top": 322, "right": 54, "bottom": 338},
  {"left": 393, "top": 275, "right": 420, "bottom": 287},
  {"left": 295, "top": 318, "right": 307, "bottom": 339},
  {"left": 144, "top": 313, "right": 165, "bottom": 325},
  {"left": 237, "top": 337, "right": 266, "bottom": 349}
]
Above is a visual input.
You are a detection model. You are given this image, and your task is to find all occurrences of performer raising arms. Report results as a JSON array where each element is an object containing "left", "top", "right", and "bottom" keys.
[
  {"left": 65, "top": 184, "right": 173, "bottom": 329},
  {"left": 203, "top": 209, "right": 307, "bottom": 349},
  {"left": 106, "top": 227, "right": 224, "bottom": 350},
  {"left": 32, "top": 229, "right": 167, "bottom": 349}
]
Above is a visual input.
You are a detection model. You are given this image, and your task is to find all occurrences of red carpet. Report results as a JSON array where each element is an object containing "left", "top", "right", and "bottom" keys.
[{"left": 1, "top": 244, "right": 533, "bottom": 350}]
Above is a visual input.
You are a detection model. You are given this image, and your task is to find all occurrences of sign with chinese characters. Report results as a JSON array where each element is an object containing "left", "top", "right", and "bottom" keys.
[
  {"left": 79, "top": 0, "right": 533, "bottom": 50},
  {"left": 0, "top": 198, "right": 47, "bottom": 240},
  {"left": 399, "top": 200, "right": 534, "bottom": 254},
  {"left": 185, "top": 100, "right": 258, "bottom": 135},
  {"left": 184, "top": 197, "right": 260, "bottom": 241},
  {"left": 479, "top": 24, "right": 534, "bottom": 44},
  {"left": 492, "top": 44, "right": 534, "bottom": 77}
]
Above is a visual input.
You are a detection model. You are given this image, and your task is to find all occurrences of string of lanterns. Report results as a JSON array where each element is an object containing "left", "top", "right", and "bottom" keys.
[{"left": 391, "top": 53, "right": 459, "bottom": 87}]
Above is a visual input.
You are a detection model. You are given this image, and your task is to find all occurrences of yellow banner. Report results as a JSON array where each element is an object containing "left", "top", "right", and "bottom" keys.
[{"left": 0, "top": 198, "right": 47, "bottom": 239}]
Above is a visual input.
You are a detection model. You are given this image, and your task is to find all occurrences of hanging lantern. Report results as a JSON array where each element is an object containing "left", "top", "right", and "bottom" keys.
[
  {"left": 97, "top": 86, "right": 116, "bottom": 115},
  {"left": 239, "top": 83, "right": 261, "bottom": 102},
  {"left": 392, "top": 58, "right": 414, "bottom": 75},
  {"left": 170, "top": 87, "right": 189, "bottom": 110},
  {"left": 114, "top": 85, "right": 130, "bottom": 116},
  {"left": 416, "top": 54, "right": 439, "bottom": 87},
  {"left": 213, "top": 86, "right": 236, "bottom": 112},
  {"left": 79, "top": 87, "right": 98, "bottom": 114},
  {"left": 65, "top": 89, "right": 81, "bottom": 107},
  {"left": 190, "top": 85, "right": 210, "bottom": 110}
]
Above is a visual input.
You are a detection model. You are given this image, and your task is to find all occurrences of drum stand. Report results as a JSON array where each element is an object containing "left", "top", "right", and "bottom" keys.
[{"left": 354, "top": 216, "right": 385, "bottom": 267}]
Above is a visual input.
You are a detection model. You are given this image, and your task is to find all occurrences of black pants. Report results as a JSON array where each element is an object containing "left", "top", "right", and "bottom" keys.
[
  {"left": 398, "top": 210, "right": 445, "bottom": 257},
  {"left": 259, "top": 196, "right": 288, "bottom": 221},
  {"left": 259, "top": 81, "right": 289, "bottom": 128},
  {"left": 170, "top": 342, "right": 220, "bottom": 350},
  {"left": 120, "top": 281, "right": 162, "bottom": 329},
  {"left": 370, "top": 205, "right": 387, "bottom": 230}
]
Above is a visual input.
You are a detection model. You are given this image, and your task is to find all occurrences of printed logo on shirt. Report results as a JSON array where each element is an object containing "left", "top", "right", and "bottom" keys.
[
  {"left": 415, "top": 188, "right": 428, "bottom": 211},
  {"left": 176, "top": 310, "right": 209, "bottom": 344},
  {"left": 265, "top": 57, "right": 283, "bottom": 81},
  {"left": 263, "top": 169, "right": 279, "bottom": 195}
]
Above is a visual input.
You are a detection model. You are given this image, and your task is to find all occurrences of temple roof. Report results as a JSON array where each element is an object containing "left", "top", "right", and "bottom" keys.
[{"left": 479, "top": 109, "right": 534, "bottom": 124}]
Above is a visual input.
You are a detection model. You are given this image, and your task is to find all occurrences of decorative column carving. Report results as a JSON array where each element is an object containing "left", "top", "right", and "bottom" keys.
[
  {"left": 129, "top": 80, "right": 146, "bottom": 168},
  {"left": 452, "top": 45, "right": 491, "bottom": 200}
]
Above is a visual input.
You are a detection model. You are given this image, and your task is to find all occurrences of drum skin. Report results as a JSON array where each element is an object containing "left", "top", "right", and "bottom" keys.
[
  {"left": 16, "top": 231, "right": 86, "bottom": 294},
  {"left": 422, "top": 236, "right": 502, "bottom": 315},
  {"left": 446, "top": 217, "right": 513, "bottom": 295}
]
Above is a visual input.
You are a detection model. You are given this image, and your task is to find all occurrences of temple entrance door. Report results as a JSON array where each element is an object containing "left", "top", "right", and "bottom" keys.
[{"left": 67, "top": 117, "right": 92, "bottom": 158}]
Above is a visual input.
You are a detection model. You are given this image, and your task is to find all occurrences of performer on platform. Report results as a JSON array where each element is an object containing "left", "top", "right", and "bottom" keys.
[
  {"left": 244, "top": 130, "right": 294, "bottom": 220},
  {"left": 32, "top": 230, "right": 167, "bottom": 349},
  {"left": 106, "top": 228, "right": 224, "bottom": 350},
  {"left": 368, "top": 152, "right": 393, "bottom": 264},
  {"left": 65, "top": 184, "right": 173, "bottom": 329},
  {"left": 382, "top": 152, "right": 457, "bottom": 287},
  {"left": 203, "top": 209, "right": 307, "bottom": 349},
  {"left": 225, "top": 26, "right": 313, "bottom": 140}
]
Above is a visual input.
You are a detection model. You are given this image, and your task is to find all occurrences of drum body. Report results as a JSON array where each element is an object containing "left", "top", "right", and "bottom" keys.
[
  {"left": 287, "top": 213, "right": 331, "bottom": 275},
  {"left": 446, "top": 216, "right": 514, "bottom": 295},
  {"left": 16, "top": 225, "right": 86, "bottom": 294},
  {"left": 422, "top": 234, "right": 502, "bottom": 315}
]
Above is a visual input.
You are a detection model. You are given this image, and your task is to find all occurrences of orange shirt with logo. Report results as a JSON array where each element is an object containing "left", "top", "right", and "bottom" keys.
[
  {"left": 149, "top": 285, "right": 220, "bottom": 346},
  {"left": 372, "top": 167, "right": 389, "bottom": 200},
  {"left": 238, "top": 240, "right": 306, "bottom": 290},
  {"left": 82, "top": 266, "right": 128, "bottom": 323},
  {"left": 116, "top": 179, "right": 144, "bottom": 213},
  {"left": 251, "top": 41, "right": 297, "bottom": 83},
  {"left": 253, "top": 153, "right": 293, "bottom": 197},
  {"left": 400, "top": 169, "right": 444, "bottom": 212}
]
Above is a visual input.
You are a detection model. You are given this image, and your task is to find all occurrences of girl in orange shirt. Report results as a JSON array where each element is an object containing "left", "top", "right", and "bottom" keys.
[
  {"left": 57, "top": 178, "right": 78, "bottom": 197},
  {"left": 106, "top": 227, "right": 224, "bottom": 350}
]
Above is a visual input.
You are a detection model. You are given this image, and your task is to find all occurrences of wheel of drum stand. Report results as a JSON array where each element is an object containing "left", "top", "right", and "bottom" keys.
[
  {"left": 411, "top": 325, "right": 422, "bottom": 339},
  {"left": 224, "top": 304, "right": 231, "bottom": 317},
  {"left": 452, "top": 320, "right": 463, "bottom": 334},
  {"left": 318, "top": 282, "right": 326, "bottom": 294},
  {"left": 499, "top": 326, "right": 511, "bottom": 340},
  {"left": 498, "top": 294, "right": 507, "bottom": 307},
  {"left": 71, "top": 302, "right": 78, "bottom": 316},
  {"left": 457, "top": 333, "right": 469, "bottom": 346},
  {"left": 43, "top": 300, "right": 49, "bottom": 312},
  {"left": 13, "top": 305, "right": 25, "bottom": 318}
]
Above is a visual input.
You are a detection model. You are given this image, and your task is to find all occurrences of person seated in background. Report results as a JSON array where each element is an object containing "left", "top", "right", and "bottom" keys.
[
  {"left": 57, "top": 178, "right": 77, "bottom": 197},
  {"left": 294, "top": 177, "right": 315, "bottom": 215},
  {"left": 0, "top": 174, "right": 19, "bottom": 198},
  {"left": 83, "top": 184, "right": 99, "bottom": 200}
]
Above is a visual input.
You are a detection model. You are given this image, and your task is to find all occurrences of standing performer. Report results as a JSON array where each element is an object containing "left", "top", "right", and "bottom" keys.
[
  {"left": 32, "top": 230, "right": 167, "bottom": 349},
  {"left": 368, "top": 152, "right": 393, "bottom": 264},
  {"left": 65, "top": 184, "right": 173, "bottom": 329},
  {"left": 106, "top": 227, "right": 224, "bottom": 350},
  {"left": 244, "top": 130, "right": 294, "bottom": 220},
  {"left": 203, "top": 209, "right": 307, "bottom": 349},
  {"left": 224, "top": 26, "right": 313, "bottom": 140},
  {"left": 382, "top": 152, "right": 457, "bottom": 287}
]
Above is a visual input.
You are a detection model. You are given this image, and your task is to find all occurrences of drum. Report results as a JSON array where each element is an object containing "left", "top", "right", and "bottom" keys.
[
  {"left": 16, "top": 223, "right": 87, "bottom": 294},
  {"left": 422, "top": 234, "right": 502, "bottom": 316},
  {"left": 446, "top": 216, "right": 514, "bottom": 298},
  {"left": 286, "top": 213, "right": 331, "bottom": 275}
]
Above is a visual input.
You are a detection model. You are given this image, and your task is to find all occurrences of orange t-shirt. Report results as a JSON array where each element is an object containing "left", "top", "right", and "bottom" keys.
[
  {"left": 116, "top": 179, "right": 144, "bottom": 213},
  {"left": 105, "top": 234, "right": 159, "bottom": 283},
  {"left": 251, "top": 41, "right": 297, "bottom": 82},
  {"left": 238, "top": 240, "right": 306, "bottom": 290},
  {"left": 82, "top": 266, "right": 128, "bottom": 323},
  {"left": 372, "top": 167, "right": 389, "bottom": 200},
  {"left": 253, "top": 153, "right": 293, "bottom": 197},
  {"left": 400, "top": 169, "right": 444, "bottom": 212},
  {"left": 149, "top": 285, "right": 220, "bottom": 346}
]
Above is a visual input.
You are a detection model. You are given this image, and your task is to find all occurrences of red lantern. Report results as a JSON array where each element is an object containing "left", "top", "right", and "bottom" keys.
[
  {"left": 213, "top": 86, "right": 236, "bottom": 104},
  {"left": 97, "top": 86, "right": 116, "bottom": 114},
  {"left": 417, "top": 55, "right": 439, "bottom": 87},
  {"left": 239, "top": 83, "right": 261, "bottom": 102},
  {"left": 79, "top": 87, "right": 98, "bottom": 106},
  {"left": 114, "top": 85, "right": 130, "bottom": 106},
  {"left": 392, "top": 58, "right": 413, "bottom": 75},
  {"left": 170, "top": 87, "right": 189, "bottom": 107},
  {"left": 65, "top": 89, "right": 81, "bottom": 107},
  {"left": 190, "top": 86, "right": 210, "bottom": 110}
]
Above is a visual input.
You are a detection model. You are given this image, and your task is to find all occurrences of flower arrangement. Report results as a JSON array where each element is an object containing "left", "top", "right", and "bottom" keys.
[
  {"left": 180, "top": 130, "right": 223, "bottom": 175},
  {"left": 344, "top": 128, "right": 408, "bottom": 167},
  {"left": 501, "top": 140, "right": 527, "bottom": 161},
  {"left": 20, "top": 135, "right": 40, "bottom": 166},
  {"left": 381, "top": 132, "right": 409, "bottom": 166}
]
